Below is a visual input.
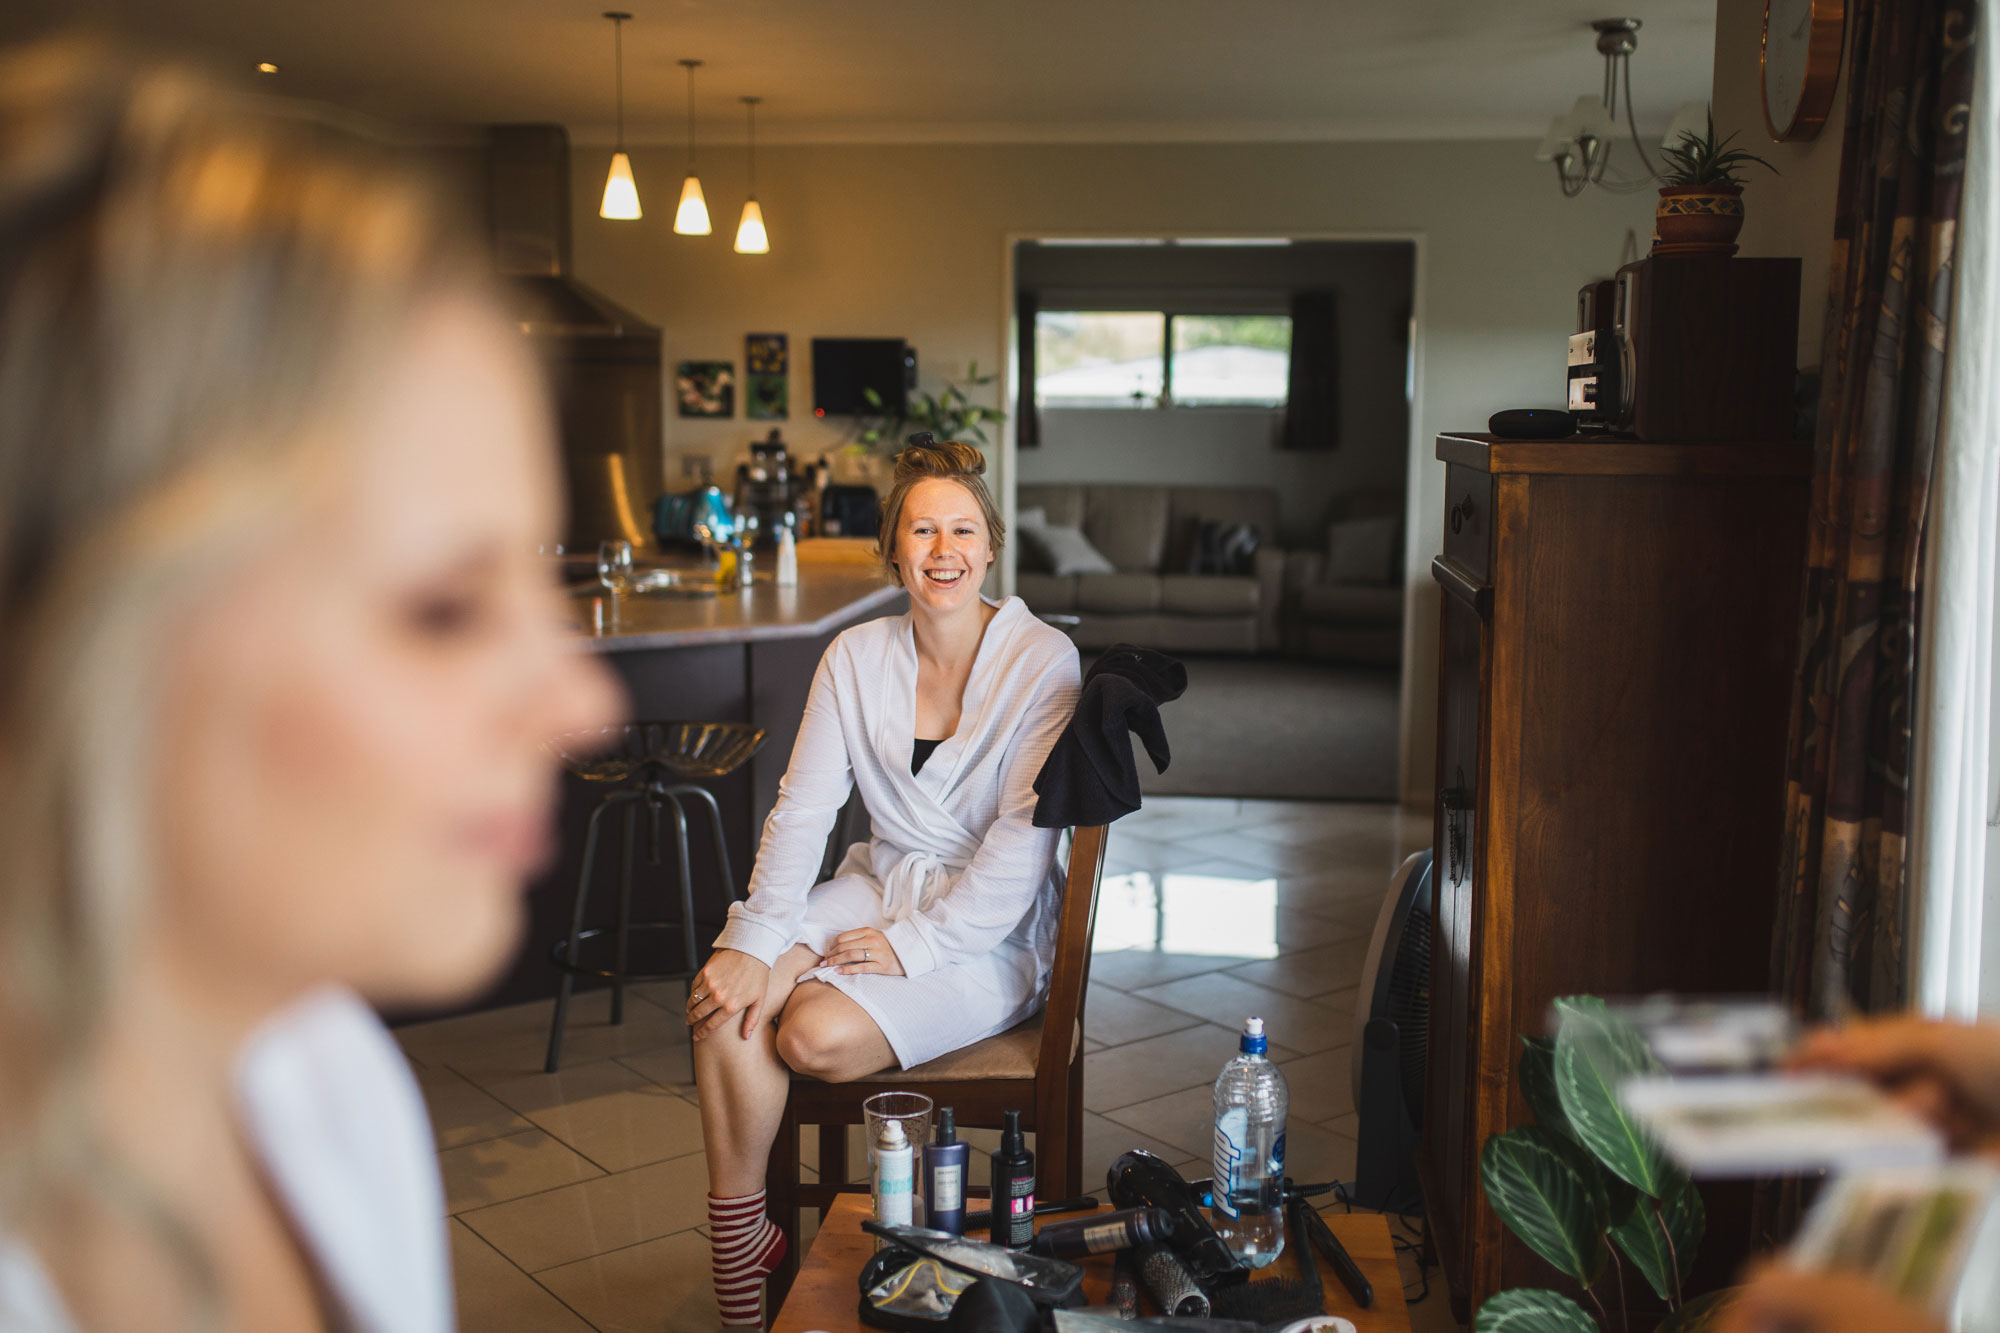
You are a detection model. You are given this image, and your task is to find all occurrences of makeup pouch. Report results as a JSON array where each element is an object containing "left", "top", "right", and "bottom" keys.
[{"left": 858, "top": 1225, "right": 1085, "bottom": 1329}]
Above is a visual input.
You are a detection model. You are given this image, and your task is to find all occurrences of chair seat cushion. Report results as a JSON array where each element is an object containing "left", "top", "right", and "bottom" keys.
[
  {"left": 899, "top": 1015, "right": 1045, "bottom": 1080},
  {"left": 1076, "top": 573, "right": 1162, "bottom": 615},
  {"left": 1297, "top": 582, "right": 1405, "bottom": 625},
  {"left": 1161, "top": 574, "right": 1259, "bottom": 616}
]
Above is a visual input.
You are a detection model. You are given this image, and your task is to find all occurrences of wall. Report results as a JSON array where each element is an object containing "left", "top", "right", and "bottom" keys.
[
  {"left": 557, "top": 138, "right": 1654, "bottom": 803},
  {"left": 1710, "top": 0, "right": 1854, "bottom": 367},
  {"left": 1017, "top": 240, "right": 1414, "bottom": 547}
]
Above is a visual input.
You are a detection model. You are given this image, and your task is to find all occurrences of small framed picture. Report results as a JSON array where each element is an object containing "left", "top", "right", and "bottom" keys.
[
  {"left": 747, "top": 373, "right": 788, "bottom": 421},
  {"left": 746, "top": 333, "right": 788, "bottom": 375},
  {"left": 676, "top": 361, "right": 735, "bottom": 418}
]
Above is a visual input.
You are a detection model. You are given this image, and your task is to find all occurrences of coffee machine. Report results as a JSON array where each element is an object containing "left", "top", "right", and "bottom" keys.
[{"left": 732, "top": 429, "right": 808, "bottom": 546}]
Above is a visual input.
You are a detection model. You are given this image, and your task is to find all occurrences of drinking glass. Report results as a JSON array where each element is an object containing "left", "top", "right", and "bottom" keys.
[
  {"left": 597, "top": 539, "right": 634, "bottom": 597},
  {"left": 863, "top": 1090, "right": 933, "bottom": 1229}
]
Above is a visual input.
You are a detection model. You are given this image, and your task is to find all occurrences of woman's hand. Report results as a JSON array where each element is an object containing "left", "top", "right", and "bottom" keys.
[
  {"left": 1790, "top": 1016, "right": 2000, "bottom": 1157},
  {"left": 1716, "top": 1263, "right": 1946, "bottom": 1333},
  {"left": 686, "top": 948, "right": 773, "bottom": 1042},
  {"left": 825, "top": 927, "right": 903, "bottom": 977}
]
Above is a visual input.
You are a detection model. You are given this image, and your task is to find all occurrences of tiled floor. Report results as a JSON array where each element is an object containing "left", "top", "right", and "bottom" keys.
[{"left": 394, "top": 797, "right": 1461, "bottom": 1332}]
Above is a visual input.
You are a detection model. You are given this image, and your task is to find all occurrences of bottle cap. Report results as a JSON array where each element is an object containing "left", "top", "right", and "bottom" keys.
[
  {"left": 937, "top": 1107, "right": 956, "bottom": 1144},
  {"left": 880, "top": 1119, "right": 907, "bottom": 1150},
  {"left": 1240, "top": 1015, "right": 1268, "bottom": 1055},
  {"left": 1001, "top": 1109, "right": 1023, "bottom": 1154}
]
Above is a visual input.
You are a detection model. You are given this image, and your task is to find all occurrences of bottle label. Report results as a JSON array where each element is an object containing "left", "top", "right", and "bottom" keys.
[
  {"left": 1081, "top": 1220, "right": 1129, "bottom": 1254},
  {"left": 931, "top": 1163, "right": 963, "bottom": 1212},
  {"left": 875, "top": 1149, "right": 913, "bottom": 1228},
  {"left": 1213, "top": 1107, "right": 1248, "bottom": 1220},
  {"left": 1006, "top": 1179, "right": 1035, "bottom": 1246}
]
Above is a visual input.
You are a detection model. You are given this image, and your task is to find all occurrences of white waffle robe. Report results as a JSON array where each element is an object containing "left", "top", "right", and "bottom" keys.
[{"left": 713, "top": 596, "right": 1081, "bottom": 1068}]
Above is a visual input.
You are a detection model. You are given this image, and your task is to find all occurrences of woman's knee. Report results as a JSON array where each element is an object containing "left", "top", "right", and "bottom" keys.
[{"left": 776, "top": 1005, "right": 879, "bottom": 1082}]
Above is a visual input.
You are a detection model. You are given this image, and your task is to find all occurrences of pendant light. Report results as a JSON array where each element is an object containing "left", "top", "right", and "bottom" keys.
[
  {"left": 673, "top": 59, "right": 712, "bottom": 235},
  {"left": 598, "top": 13, "right": 641, "bottom": 220},
  {"left": 734, "top": 96, "right": 769, "bottom": 254}
]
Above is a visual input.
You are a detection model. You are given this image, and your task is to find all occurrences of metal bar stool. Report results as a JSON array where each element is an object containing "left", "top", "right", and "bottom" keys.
[{"left": 543, "top": 720, "right": 766, "bottom": 1072}]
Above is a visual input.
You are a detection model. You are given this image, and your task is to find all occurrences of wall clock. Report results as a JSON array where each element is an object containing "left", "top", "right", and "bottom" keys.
[{"left": 1762, "top": 0, "right": 1846, "bottom": 141}]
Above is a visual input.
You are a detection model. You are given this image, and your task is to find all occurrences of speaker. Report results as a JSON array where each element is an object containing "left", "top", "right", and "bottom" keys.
[{"left": 1488, "top": 408, "right": 1576, "bottom": 439}]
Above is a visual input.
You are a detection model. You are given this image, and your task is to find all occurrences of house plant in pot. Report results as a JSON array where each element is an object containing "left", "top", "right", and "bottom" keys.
[{"left": 1653, "top": 112, "right": 1776, "bottom": 257}]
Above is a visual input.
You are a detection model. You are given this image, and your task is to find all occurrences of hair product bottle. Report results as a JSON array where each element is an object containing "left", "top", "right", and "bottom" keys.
[
  {"left": 988, "top": 1109, "right": 1036, "bottom": 1248},
  {"left": 1028, "top": 1206, "right": 1176, "bottom": 1259},
  {"left": 873, "top": 1118, "right": 914, "bottom": 1232},
  {"left": 923, "top": 1107, "right": 970, "bottom": 1236}
]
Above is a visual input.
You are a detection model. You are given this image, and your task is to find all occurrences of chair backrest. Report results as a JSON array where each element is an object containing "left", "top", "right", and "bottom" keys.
[{"left": 1035, "top": 825, "right": 1109, "bottom": 1073}]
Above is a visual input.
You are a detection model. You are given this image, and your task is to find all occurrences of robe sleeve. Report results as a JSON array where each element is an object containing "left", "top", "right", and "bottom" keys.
[
  {"left": 884, "top": 647, "right": 1082, "bottom": 978},
  {"left": 712, "top": 645, "right": 853, "bottom": 966}
]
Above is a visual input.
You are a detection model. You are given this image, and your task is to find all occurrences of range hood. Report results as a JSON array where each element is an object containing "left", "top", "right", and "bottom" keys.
[{"left": 488, "top": 125, "right": 662, "bottom": 552}]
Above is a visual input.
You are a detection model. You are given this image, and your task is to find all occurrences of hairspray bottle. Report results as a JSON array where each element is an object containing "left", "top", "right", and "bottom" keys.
[
  {"left": 923, "top": 1107, "right": 970, "bottom": 1236},
  {"left": 989, "top": 1109, "right": 1035, "bottom": 1248},
  {"left": 873, "top": 1118, "right": 914, "bottom": 1234}
]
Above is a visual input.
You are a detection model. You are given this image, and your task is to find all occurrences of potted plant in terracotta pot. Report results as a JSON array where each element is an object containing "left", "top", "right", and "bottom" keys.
[{"left": 1653, "top": 112, "right": 1776, "bottom": 257}]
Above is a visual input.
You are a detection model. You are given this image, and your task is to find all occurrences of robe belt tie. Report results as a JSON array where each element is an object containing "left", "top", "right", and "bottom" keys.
[{"left": 878, "top": 847, "right": 971, "bottom": 924}]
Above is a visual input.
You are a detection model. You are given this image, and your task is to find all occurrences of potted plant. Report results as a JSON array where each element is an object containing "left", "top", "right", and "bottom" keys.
[
  {"left": 1474, "top": 997, "right": 1737, "bottom": 1333},
  {"left": 1652, "top": 112, "right": 1776, "bottom": 257},
  {"left": 856, "top": 362, "right": 1007, "bottom": 452}
]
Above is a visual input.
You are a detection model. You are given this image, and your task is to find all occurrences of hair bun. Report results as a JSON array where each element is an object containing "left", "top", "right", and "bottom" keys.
[{"left": 893, "top": 438, "right": 986, "bottom": 484}]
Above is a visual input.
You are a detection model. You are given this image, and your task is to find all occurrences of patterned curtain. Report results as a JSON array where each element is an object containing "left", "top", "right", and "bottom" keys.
[{"left": 1772, "top": 0, "right": 1978, "bottom": 1020}]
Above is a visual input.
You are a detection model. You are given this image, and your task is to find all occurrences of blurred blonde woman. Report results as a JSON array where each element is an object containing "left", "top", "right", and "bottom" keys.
[{"left": 0, "top": 42, "right": 619, "bottom": 1331}]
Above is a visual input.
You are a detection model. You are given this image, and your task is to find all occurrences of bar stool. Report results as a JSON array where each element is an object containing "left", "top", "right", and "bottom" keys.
[{"left": 543, "top": 720, "right": 766, "bottom": 1072}]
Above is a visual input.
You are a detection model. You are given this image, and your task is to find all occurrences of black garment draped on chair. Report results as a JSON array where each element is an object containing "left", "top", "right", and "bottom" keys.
[{"left": 1032, "top": 644, "right": 1187, "bottom": 828}]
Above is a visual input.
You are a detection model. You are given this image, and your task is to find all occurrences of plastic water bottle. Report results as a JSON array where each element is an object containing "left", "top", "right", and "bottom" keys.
[{"left": 1211, "top": 1015, "right": 1288, "bottom": 1268}]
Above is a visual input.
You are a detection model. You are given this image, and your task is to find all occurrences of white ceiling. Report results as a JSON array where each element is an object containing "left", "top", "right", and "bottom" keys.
[{"left": 7, "top": 1, "right": 1716, "bottom": 145}]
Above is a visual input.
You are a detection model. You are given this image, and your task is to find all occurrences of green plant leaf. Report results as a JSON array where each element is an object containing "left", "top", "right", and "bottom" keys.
[
  {"left": 1473, "top": 1288, "right": 1600, "bottom": 1333},
  {"left": 1518, "top": 1037, "right": 1571, "bottom": 1136},
  {"left": 1609, "top": 1177, "right": 1705, "bottom": 1303},
  {"left": 859, "top": 428, "right": 882, "bottom": 444},
  {"left": 861, "top": 386, "right": 883, "bottom": 408},
  {"left": 1658, "top": 1287, "right": 1738, "bottom": 1333},
  {"left": 1553, "top": 996, "right": 1685, "bottom": 1200},
  {"left": 1479, "top": 1125, "right": 1609, "bottom": 1286}
]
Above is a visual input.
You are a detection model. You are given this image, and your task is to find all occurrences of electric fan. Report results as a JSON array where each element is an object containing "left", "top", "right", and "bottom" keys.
[{"left": 1345, "top": 848, "right": 1432, "bottom": 1215}]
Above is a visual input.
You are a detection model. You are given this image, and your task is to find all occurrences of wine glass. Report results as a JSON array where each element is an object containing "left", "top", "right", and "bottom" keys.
[{"left": 597, "top": 539, "right": 634, "bottom": 598}]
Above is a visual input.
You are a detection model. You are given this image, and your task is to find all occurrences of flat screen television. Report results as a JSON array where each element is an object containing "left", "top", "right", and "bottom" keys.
[{"left": 812, "top": 338, "right": 914, "bottom": 417}]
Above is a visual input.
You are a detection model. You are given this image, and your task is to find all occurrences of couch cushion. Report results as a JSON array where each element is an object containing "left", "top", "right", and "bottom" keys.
[
  {"left": 1016, "top": 572, "right": 1078, "bottom": 613},
  {"left": 1326, "top": 515, "right": 1402, "bottom": 584},
  {"left": 1161, "top": 574, "right": 1259, "bottom": 617},
  {"left": 1297, "top": 583, "right": 1405, "bottom": 626},
  {"left": 1017, "top": 484, "right": 1085, "bottom": 530},
  {"left": 1076, "top": 572, "right": 1163, "bottom": 615},
  {"left": 1018, "top": 523, "right": 1115, "bottom": 577},
  {"left": 1083, "top": 486, "right": 1171, "bottom": 572}
]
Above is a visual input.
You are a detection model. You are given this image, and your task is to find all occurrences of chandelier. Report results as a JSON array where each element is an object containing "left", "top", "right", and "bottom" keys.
[{"left": 1535, "top": 18, "right": 1707, "bottom": 197}]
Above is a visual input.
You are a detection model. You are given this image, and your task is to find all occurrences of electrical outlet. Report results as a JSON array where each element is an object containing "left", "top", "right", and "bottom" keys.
[{"left": 681, "top": 453, "right": 712, "bottom": 482}]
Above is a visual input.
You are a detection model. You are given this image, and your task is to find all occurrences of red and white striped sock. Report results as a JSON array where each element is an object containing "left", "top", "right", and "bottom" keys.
[{"left": 709, "top": 1191, "right": 785, "bottom": 1327}]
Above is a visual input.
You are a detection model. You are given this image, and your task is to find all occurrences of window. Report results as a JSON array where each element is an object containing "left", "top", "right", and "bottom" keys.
[{"left": 1033, "top": 309, "right": 1291, "bottom": 410}]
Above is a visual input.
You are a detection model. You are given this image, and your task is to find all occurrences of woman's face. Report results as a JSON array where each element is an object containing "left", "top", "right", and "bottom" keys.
[
  {"left": 154, "top": 295, "right": 624, "bottom": 1010},
  {"left": 894, "top": 477, "right": 995, "bottom": 616}
]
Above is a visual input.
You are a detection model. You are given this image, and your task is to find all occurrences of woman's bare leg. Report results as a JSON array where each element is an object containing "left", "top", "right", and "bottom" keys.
[
  {"left": 694, "top": 943, "right": 819, "bottom": 1196},
  {"left": 773, "top": 981, "right": 897, "bottom": 1084}
]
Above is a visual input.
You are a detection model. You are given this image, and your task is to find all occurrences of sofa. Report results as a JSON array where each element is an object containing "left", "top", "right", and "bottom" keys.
[
  {"left": 1015, "top": 483, "right": 1284, "bottom": 654},
  {"left": 1283, "top": 491, "right": 1405, "bottom": 665}
]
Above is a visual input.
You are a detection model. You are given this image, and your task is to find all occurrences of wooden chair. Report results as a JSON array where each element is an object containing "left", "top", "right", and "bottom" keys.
[{"left": 766, "top": 824, "right": 1109, "bottom": 1308}]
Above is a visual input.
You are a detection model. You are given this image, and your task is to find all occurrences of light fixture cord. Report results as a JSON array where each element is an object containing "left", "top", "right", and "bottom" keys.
[
  {"left": 746, "top": 100, "right": 756, "bottom": 197},
  {"left": 686, "top": 64, "right": 698, "bottom": 172},
  {"left": 613, "top": 18, "right": 625, "bottom": 150}
]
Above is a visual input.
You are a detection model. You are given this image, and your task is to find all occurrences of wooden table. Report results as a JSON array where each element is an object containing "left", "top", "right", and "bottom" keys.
[{"left": 772, "top": 1196, "right": 1412, "bottom": 1333}]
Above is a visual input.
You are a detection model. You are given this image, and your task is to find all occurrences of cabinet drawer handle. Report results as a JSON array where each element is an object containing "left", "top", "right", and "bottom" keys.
[{"left": 1449, "top": 495, "right": 1476, "bottom": 534}]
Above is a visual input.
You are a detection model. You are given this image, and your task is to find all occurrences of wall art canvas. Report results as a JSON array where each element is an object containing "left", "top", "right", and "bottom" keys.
[
  {"left": 676, "top": 361, "right": 735, "bottom": 418},
  {"left": 746, "top": 333, "right": 788, "bottom": 375},
  {"left": 746, "top": 373, "right": 789, "bottom": 420}
]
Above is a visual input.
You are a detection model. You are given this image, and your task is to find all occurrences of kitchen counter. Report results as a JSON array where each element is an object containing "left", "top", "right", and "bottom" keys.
[{"left": 568, "top": 565, "right": 906, "bottom": 652}]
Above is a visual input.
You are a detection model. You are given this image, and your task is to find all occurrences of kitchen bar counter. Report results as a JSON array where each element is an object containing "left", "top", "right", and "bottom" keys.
[{"left": 568, "top": 565, "right": 905, "bottom": 652}]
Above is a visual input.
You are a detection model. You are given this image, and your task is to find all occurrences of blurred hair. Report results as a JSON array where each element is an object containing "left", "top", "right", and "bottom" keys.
[
  {"left": 0, "top": 35, "right": 489, "bottom": 1303},
  {"left": 873, "top": 439, "right": 1005, "bottom": 581}
]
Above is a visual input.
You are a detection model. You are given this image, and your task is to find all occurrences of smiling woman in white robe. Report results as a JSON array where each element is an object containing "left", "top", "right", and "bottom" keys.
[{"left": 684, "top": 440, "right": 1080, "bottom": 1327}]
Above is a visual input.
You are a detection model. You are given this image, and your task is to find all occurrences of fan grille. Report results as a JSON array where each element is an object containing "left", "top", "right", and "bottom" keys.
[{"left": 1388, "top": 896, "right": 1432, "bottom": 1127}]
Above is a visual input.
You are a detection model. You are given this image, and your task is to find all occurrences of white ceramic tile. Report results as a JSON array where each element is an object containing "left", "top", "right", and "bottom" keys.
[
  {"left": 439, "top": 1128, "right": 604, "bottom": 1215},
  {"left": 448, "top": 1219, "right": 595, "bottom": 1333},
  {"left": 476, "top": 1058, "right": 705, "bottom": 1173},
  {"left": 1131, "top": 972, "right": 1351, "bottom": 1054},
  {"left": 460, "top": 1151, "right": 713, "bottom": 1273},
  {"left": 534, "top": 1226, "right": 722, "bottom": 1332},
  {"left": 417, "top": 1065, "right": 535, "bottom": 1150},
  {"left": 1084, "top": 1024, "right": 1296, "bottom": 1114}
]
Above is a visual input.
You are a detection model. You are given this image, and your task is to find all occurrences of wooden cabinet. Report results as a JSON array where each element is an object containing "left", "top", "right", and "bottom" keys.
[{"left": 1419, "top": 434, "right": 1810, "bottom": 1319}]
